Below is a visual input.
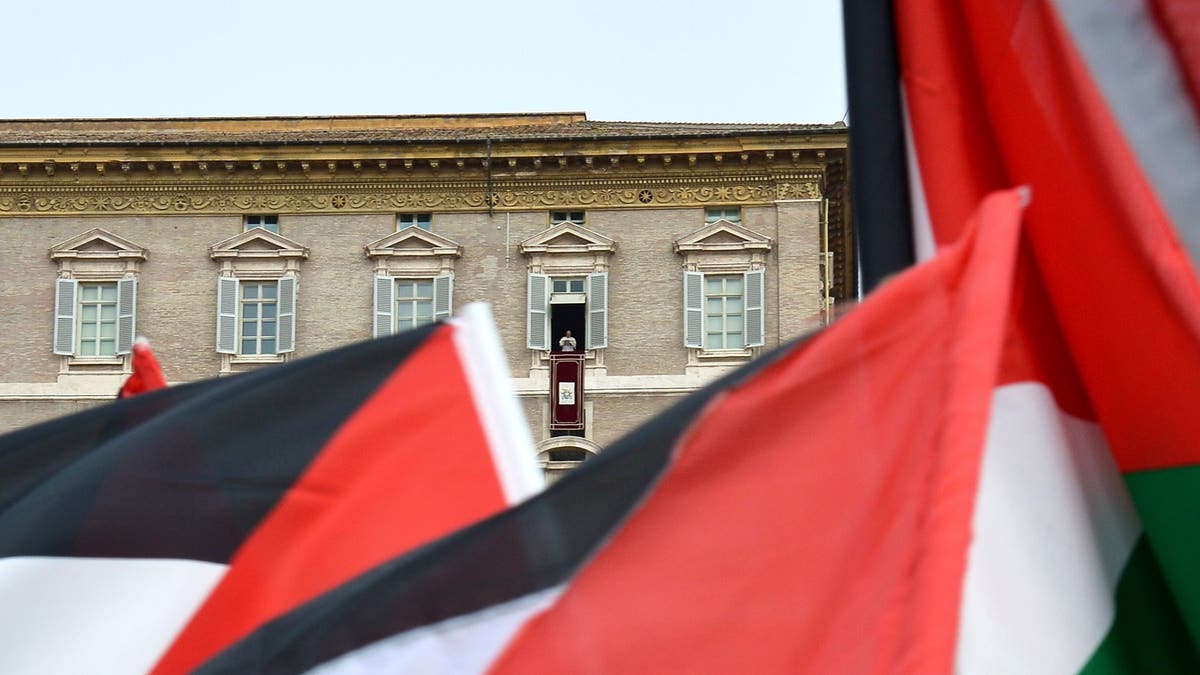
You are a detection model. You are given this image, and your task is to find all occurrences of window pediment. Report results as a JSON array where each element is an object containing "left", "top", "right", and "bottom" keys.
[
  {"left": 209, "top": 228, "right": 309, "bottom": 260},
  {"left": 520, "top": 222, "right": 616, "bottom": 255},
  {"left": 364, "top": 228, "right": 462, "bottom": 259},
  {"left": 674, "top": 219, "right": 772, "bottom": 254},
  {"left": 50, "top": 228, "right": 148, "bottom": 261}
]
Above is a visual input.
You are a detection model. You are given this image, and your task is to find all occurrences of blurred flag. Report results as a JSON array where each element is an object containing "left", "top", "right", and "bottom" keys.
[
  {"left": 0, "top": 304, "right": 541, "bottom": 675},
  {"left": 117, "top": 337, "right": 167, "bottom": 398},
  {"left": 193, "top": 190, "right": 1026, "bottom": 673},
  {"left": 846, "top": 0, "right": 1200, "bottom": 671}
]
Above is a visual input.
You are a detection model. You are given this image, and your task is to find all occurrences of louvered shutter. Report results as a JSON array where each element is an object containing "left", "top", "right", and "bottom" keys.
[
  {"left": 527, "top": 273, "right": 550, "bottom": 350},
  {"left": 216, "top": 276, "right": 239, "bottom": 354},
  {"left": 433, "top": 273, "right": 453, "bottom": 322},
  {"left": 683, "top": 271, "right": 703, "bottom": 348},
  {"left": 374, "top": 275, "right": 395, "bottom": 338},
  {"left": 277, "top": 276, "right": 296, "bottom": 354},
  {"left": 585, "top": 271, "right": 608, "bottom": 350},
  {"left": 116, "top": 277, "right": 137, "bottom": 355},
  {"left": 745, "top": 268, "right": 765, "bottom": 347},
  {"left": 53, "top": 278, "right": 78, "bottom": 356}
]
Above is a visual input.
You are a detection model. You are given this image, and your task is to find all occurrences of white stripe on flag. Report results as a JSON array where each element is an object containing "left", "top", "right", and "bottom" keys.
[
  {"left": 956, "top": 383, "right": 1141, "bottom": 674},
  {"left": 307, "top": 585, "right": 563, "bottom": 675},
  {"left": 450, "top": 302, "right": 544, "bottom": 504},
  {"left": 902, "top": 88, "right": 938, "bottom": 263},
  {"left": 0, "top": 556, "right": 225, "bottom": 675},
  {"left": 1052, "top": 0, "right": 1200, "bottom": 264}
]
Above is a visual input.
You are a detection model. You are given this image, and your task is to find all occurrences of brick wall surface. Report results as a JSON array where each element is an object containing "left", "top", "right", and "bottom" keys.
[{"left": 0, "top": 203, "right": 822, "bottom": 450}]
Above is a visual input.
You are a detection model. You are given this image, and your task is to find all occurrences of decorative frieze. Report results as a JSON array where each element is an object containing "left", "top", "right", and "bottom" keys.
[{"left": 0, "top": 174, "right": 822, "bottom": 215}]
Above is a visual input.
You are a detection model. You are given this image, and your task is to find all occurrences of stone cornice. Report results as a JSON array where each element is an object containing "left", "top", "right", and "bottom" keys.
[{"left": 0, "top": 171, "right": 824, "bottom": 215}]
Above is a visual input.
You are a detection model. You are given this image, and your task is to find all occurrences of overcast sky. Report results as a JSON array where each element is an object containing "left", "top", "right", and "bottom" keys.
[{"left": 5, "top": 0, "right": 846, "bottom": 124}]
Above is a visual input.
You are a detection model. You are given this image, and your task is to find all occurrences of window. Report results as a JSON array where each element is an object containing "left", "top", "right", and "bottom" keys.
[
  {"left": 366, "top": 227, "right": 461, "bottom": 337},
  {"left": 685, "top": 271, "right": 763, "bottom": 351},
  {"left": 244, "top": 215, "right": 280, "bottom": 233},
  {"left": 395, "top": 279, "right": 435, "bottom": 331},
  {"left": 238, "top": 281, "right": 279, "bottom": 355},
  {"left": 217, "top": 277, "right": 295, "bottom": 357},
  {"left": 373, "top": 275, "right": 451, "bottom": 337},
  {"left": 54, "top": 277, "right": 137, "bottom": 359},
  {"left": 519, "top": 221, "right": 614, "bottom": 358},
  {"left": 397, "top": 213, "right": 432, "bottom": 231},
  {"left": 210, "top": 227, "right": 307, "bottom": 367},
  {"left": 50, "top": 229, "right": 145, "bottom": 363},
  {"left": 552, "top": 278, "right": 585, "bottom": 294},
  {"left": 705, "top": 207, "right": 741, "bottom": 224},
  {"left": 704, "top": 276, "right": 745, "bottom": 349},
  {"left": 77, "top": 283, "right": 119, "bottom": 357},
  {"left": 676, "top": 219, "right": 771, "bottom": 357},
  {"left": 550, "top": 211, "right": 585, "bottom": 225},
  {"left": 527, "top": 272, "right": 608, "bottom": 353}
]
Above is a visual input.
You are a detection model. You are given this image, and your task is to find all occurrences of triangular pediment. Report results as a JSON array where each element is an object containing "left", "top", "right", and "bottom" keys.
[
  {"left": 365, "top": 227, "right": 462, "bottom": 258},
  {"left": 50, "top": 228, "right": 148, "bottom": 260},
  {"left": 674, "top": 219, "right": 772, "bottom": 253},
  {"left": 519, "top": 222, "right": 615, "bottom": 254},
  {"left": 209, "top": 228, "right": 308, "bottom": 259}
]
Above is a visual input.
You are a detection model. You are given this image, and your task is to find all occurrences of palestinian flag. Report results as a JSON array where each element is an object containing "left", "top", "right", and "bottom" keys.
[
  {"left": 0, "top": 304, "right": 541, "bottom": 674},
  {"left": 187, "top": 189, "right": 1027, "bottom": 672},
  {"left": 847, "top": 0, "right": 1200, "bottom": 671}
]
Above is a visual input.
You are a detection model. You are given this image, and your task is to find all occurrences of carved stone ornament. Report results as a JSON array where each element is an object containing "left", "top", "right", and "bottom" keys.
[{"left": 0, "top": 174, "right": 822, "bottom": 216}]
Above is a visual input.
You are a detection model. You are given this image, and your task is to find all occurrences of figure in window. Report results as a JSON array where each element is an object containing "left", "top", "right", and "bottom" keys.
[{"left": 558, "top": 330, "right": 577, "bottom": 352}]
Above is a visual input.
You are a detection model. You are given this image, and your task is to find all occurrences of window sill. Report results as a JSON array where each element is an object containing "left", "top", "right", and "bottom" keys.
[
  {"left": 230, "top": 354, "right": 286, "bottom": 365},
  {"left": 64, "top": 355, "right": 128, "bottom": 373},
  {"left": 695, "top": 348, "right": 754, "bottom": 360},
  {"left": 68, "top": 356, "right": 125, "bottom": 366}
]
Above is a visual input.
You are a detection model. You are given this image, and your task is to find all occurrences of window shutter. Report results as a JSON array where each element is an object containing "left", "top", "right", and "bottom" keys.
[
  {"left": 745, "top": 268, "right": 765, "bottom": 347},
  {"left": 527, "top": 273, "right": 550, "bottom": 350},
  {"left": 116, "top": 277, "right": 137, "bottom": 355},
  {"left": 277, "top": 276, "right": 296, "bottom": 354},
  {"left": 374, "top": 275, "right": 395, "bottom": 338},
  {"left": 585, "top": 271, "right": 608, "bottom": 350},
  {"left": 53, "top": 278, "right": 78, "bottom": 356},
  {"left": 433, "top": 273, "right": 453, "bottom": 321},
  {"left": 683, "top": 271, "right": 703, "bottom": 348},
  {"left": 216, "top": 276, "right": 239, "bottom": 354}
]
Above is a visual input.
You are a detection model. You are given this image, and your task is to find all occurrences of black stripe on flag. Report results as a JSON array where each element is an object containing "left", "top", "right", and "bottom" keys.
[
  {"left": 0, "top": 324, "right": 440, "bottom": 563},
  {"left": 195, "top": 333, "right": 813, "bottom": 674},
  {"left": 843, "top": 0, "right": 916, "bottom": 293}
]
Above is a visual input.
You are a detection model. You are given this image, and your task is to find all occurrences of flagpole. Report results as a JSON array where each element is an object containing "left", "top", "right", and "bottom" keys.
[{"left": 843, "top": 0, "right": 916, "bottom": 294}]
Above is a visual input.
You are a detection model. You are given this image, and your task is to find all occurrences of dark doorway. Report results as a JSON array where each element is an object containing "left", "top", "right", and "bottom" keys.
[{"left": 550, "top": 302, "right": 586, "bottom": 352}]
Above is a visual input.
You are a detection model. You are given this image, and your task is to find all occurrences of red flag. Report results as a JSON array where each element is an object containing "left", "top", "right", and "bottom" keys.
[{"left": 118, "top": 338, "right": 167, "bottom": 398}]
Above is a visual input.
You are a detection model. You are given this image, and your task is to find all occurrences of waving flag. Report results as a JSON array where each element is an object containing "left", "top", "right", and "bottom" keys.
[
  {"left": 117, "top": 338, "right": 168, "bottom": 398},
  {"left": 847, "top": 0, "right": 1200, "bottom": 671},
  {"left": 0, "top": 304, "right": 540, "bottom": 675},
  {"left": 189, "top": 189, "right": 1026, "bottom": 673}
]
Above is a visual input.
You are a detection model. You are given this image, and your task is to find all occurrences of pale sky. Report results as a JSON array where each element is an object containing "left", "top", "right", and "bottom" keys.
[{"left": 5, "top": 0, "right": 846, "bottom": 124}]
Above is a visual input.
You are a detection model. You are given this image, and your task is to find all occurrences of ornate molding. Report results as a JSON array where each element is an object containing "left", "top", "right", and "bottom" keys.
[{"left": 0, "top": 173, "right": 822, "bottom": 215}]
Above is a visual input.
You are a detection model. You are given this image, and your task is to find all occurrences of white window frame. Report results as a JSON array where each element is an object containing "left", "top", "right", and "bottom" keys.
[
  {"left": 519, "top": 221, "right": 615, "bottom": 374},
  {"left": 397, "top": 213, "right": 433, "bottom": 231},
  {"left": 550, "top": 211, "right": 585, "bottom": 226},
  {"left": 210, "top": 228, "right": 308, "bottom": 372},
  {"left": 373, "top": 273, "right": 453, "bottom": 337},
  {"left": 366, "top": 227, "right": 460, "bottom": 338},
  {"left": 244, "top": 214, "right": 280, "bottom": 233},
  {"left": 704, "top": 206, "right": 741, "bottom": 224},
  {"left": 675, "top": 219, "right": 771, "bottom": 366},
  {"left": 49, "top": 229, "right": 146, "bottom": 373}
]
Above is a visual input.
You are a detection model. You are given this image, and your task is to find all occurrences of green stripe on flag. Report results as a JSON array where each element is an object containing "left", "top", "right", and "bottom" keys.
[
  {"left": 1080, "top": 536, "right": 1198, "bottom": 673},
  {"left": 1126, "top": 465, "right": 1200, "bottom": 651}
]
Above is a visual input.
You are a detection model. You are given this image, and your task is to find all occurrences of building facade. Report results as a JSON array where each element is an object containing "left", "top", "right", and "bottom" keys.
[{"left": 0, "top": 113, "right": 851, "bottom": 477}]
